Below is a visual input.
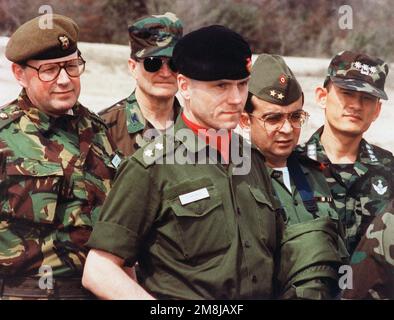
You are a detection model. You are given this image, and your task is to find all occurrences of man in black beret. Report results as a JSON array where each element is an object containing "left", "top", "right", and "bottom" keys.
[
  {"left": 0, "top": 14, "right": 119, "bottom": 299},
  {"left": 83, "top": 25, "right": 283, "bottom": 299}
]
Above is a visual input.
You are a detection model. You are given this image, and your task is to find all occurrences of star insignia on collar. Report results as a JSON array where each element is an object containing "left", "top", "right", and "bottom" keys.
[
  {"left": 144, "top": 149, "right": 154, "bottom": 157},
  {"left": 155, "top": 143, "right": 164, "bottom": 151}
]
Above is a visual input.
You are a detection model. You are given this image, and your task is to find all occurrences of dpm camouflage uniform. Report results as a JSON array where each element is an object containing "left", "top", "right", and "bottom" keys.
[
  {"left": 0, "top": 90, "right": 119, "bottom": 280},
  {"left": 341, "top": 201, "right": 394, "bottom": 299},
  {"left": 297, "top": 128, "right": 394, "bottom": 255}
]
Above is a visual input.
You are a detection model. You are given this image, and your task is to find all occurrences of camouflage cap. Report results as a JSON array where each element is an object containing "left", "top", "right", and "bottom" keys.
[
  {"left": 249, "top": 54, "right": 303, "bottom": 106},
  {"left": 325, "top": 50, "right": 389, "bottom": 100},
  {"left": 128, "top": 12, "right": 183, "bottom": 59},
  {"left": 6, "top": 14, "right": 79, "bottom": 63}
]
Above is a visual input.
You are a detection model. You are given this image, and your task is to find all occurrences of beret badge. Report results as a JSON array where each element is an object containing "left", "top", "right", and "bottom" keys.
[{"left": 58, "top": 35, "right": 70, "bottom": 50}]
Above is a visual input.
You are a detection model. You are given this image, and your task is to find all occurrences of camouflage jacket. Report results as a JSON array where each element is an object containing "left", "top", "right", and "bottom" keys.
[
  {"left": 341, "top": 202, "right": 394, "bottom": 299},
  {"left": 0, "top": 90, "right": 119, "bottom": 278},
  {"left": 297, "top": 126, "right": 394, "bottom": 255},
  {"left": 99, "top": 91, "right": 182, "bottom": 157}
]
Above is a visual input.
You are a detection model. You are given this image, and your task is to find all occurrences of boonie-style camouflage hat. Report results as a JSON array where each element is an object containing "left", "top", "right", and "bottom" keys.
[
  {"left": 325, "top": 50, "right": 389, "bottom": 100},
  {"left": 128, "top": 12, "right": 183, "bottom": 59}
]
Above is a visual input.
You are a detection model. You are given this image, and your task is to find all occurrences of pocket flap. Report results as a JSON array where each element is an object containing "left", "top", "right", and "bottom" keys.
[
  {"left": 6, "top": 159, "right": 63, "bottom": 177},
  {"left": 170, "top": 193, "right": 222, "bottom": 218},
  {"left": 249, "top": 186, "right": 274, "bottom": 210}
]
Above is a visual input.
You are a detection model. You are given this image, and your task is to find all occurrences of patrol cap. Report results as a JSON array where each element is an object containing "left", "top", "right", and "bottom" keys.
[
  {"left": 325, "top": 50, "right": 389, "bottom": 100},
  {"left": 173, "top": 25, "right": 252, "bottom": 81},
  {"left": 249, "top": 54, "right": 303, "bottom": 106},
  {"left": 128, "top": 12, "right": 183, "bottom": 59},
  {"left": 6, "top": 14, "right": 79, "bottom": 64}
]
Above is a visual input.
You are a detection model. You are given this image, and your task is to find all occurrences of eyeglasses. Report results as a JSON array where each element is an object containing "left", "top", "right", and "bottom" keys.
[
  {"left": 137, "top": 56, "right": 178, "bottom": 73},
  {"left": 250, "top": 110, "right": 309, "bottom": 132},
  {"left": 25, "top": 57, "right": 86, "bottom": 82}
]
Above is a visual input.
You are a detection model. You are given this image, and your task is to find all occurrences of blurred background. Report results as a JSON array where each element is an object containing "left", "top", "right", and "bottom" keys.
[{"left": 1, "top": 0, "right": 394, "bottom": 150}]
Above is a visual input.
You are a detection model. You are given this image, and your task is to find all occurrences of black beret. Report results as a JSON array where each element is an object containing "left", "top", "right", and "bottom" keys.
[
  {"left": 173, "top": 25, "right": 252, "bottom": 81},
  {"left": 6, "top": 14, "right": 79, "bottom": 63}
]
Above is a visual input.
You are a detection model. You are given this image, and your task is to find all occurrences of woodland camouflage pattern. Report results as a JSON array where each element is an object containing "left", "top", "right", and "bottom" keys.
[
  {"left": 0, "top": 90, "right": 117, "bottom": 277},
  {"left": 128, "top": 12, "right": 183, "bottom": 59},
  {"left": 297, "top": 127, "right": 394, "bottom": 255},
  {"left": 325, "top": 50, "right": 389, "bottom": 100},
  {"left": 341, "top": 201, "right": 394, "bottom": 300}
]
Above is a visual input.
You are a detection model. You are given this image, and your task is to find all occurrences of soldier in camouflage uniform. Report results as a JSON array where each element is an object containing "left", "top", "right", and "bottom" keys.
[
  {"left": 99, "top": 12, "right": 183, "bottom": 157},
  {"left": 239, "top": 54, "right": 348, "bottom": 299},
  {"left": 297, "top": 51, "right": 393, "bottom": 256},
  {"left": 341, "top": 200, "right": 394, "bottom": 299},
  {"left": 0, "top": 14, "right": 119, "bottom": 299}
]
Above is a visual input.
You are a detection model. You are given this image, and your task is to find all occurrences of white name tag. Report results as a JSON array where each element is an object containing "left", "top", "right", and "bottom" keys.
[{"left": 179, "top": 188, "right": 210, "bottom": 205}]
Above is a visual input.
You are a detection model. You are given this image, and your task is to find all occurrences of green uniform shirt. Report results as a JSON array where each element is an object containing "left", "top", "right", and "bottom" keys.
[
  {"left": 267, "top": 152, "right": 347, "bottom": 299},
  {"left": 268, "top": 152, "right": 338, "bottom": 225},
  {"left": 99, "top": 92, "right": 182, "bottom": 157},
  {"left": 88, "top": 114, "right": 283, "bottom": 299},
  {"left": 0, "top": 90, "right": 118, "bottom": 277},
  {"left": 297, "top": 127, "right": 394, "bottom": 255}
]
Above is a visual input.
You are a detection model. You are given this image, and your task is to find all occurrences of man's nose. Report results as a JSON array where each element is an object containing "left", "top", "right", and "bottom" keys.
[{"left": 56, "top": 68, "right": 71, "bottom": 85}]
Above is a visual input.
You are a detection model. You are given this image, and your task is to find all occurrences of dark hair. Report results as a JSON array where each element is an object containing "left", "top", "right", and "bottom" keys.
[
  {"left": 244, "top": 92, "right": 254, "bottom": 113},
  {"left": 324, "top": 78, "right": 332, "bottom": 90}
]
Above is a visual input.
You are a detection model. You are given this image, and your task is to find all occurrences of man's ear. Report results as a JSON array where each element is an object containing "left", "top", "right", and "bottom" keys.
[
  {"left": 177, "top": 74, "right": 191, "bottom": 101},
  {"left": 12, "top": 63, "right": 28, "bottom": 88},
  {"left": 128, "top": 58, "right": 137, "bottom": 76},
  {"left": 315, "top": 86, "right": 328, "bottom": 109},
  {"left": 239, "top": 112, "right": 251, "bottom": 130}
]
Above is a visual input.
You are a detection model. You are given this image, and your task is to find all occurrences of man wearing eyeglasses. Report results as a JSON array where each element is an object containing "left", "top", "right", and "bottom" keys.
[
  {"left": 0, "top": 14, "right": 119, "bottom": 299},
  {"left": 99, "top": 12, "right": 183, "bottom": 157},
  {"left": 297, "top": 51, "right": 394, "bottom": 257},
  {"left": 239, "top": 54, "right": 348, "bottom": 299}
]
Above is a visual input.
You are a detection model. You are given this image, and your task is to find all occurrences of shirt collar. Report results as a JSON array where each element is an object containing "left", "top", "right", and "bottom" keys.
[
  {"left": 125, "top": 91, "right": 182, "bottom": 134},
  {"left": 18, "top": 89, "right": 80, "bottom": 134}
]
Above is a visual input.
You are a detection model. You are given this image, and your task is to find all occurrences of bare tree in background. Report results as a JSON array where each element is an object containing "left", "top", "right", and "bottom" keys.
[{"left": 1, "top": 0, "right": 393, "bottom": 59}]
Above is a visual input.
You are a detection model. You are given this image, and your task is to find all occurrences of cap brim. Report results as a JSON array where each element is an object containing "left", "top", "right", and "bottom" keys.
[
  {"left": 139, "top": 45, "right": 174, "bottom": 58},
  {"left": 331, "top": 76, "right": 388, "bottom": 100}
]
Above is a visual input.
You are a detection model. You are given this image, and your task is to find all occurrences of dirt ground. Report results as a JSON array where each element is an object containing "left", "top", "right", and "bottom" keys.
[{"left": 1, "top": 38, "right": 394, "bottom": 152}]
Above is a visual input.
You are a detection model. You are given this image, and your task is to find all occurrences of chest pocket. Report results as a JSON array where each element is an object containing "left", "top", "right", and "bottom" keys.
[
  {"left": 249, "top": 186, "right": 279, "bottom": 249},
  {"left": 1, "top": 159, "right": 64, "bottom": 224},
  {"left": 165, "top": 178, "right": 230, "bottom": 261}
]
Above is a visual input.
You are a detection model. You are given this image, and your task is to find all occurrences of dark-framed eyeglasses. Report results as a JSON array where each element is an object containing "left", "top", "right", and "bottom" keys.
[
  {"left": 250, "top": 110, "right": 310, "bottom": 132},
  {"left": 24, "top": 57, "right": 86, "bottom": 82},
  {"left": 137, "top": 56, "right": 178, "bottom": 73}
]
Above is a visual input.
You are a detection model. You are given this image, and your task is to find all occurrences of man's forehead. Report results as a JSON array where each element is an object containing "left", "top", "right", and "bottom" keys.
[
  {"left": 332, "top": 83, "right": 379, "bottom": 99},
  {"left": 27, "top": 50, "right": 79, "bottom": 66}
]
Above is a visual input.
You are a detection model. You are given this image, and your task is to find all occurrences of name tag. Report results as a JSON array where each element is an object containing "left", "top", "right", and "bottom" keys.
[{"left": 179, "top": 188, "right": 210, "bottom": 205}]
